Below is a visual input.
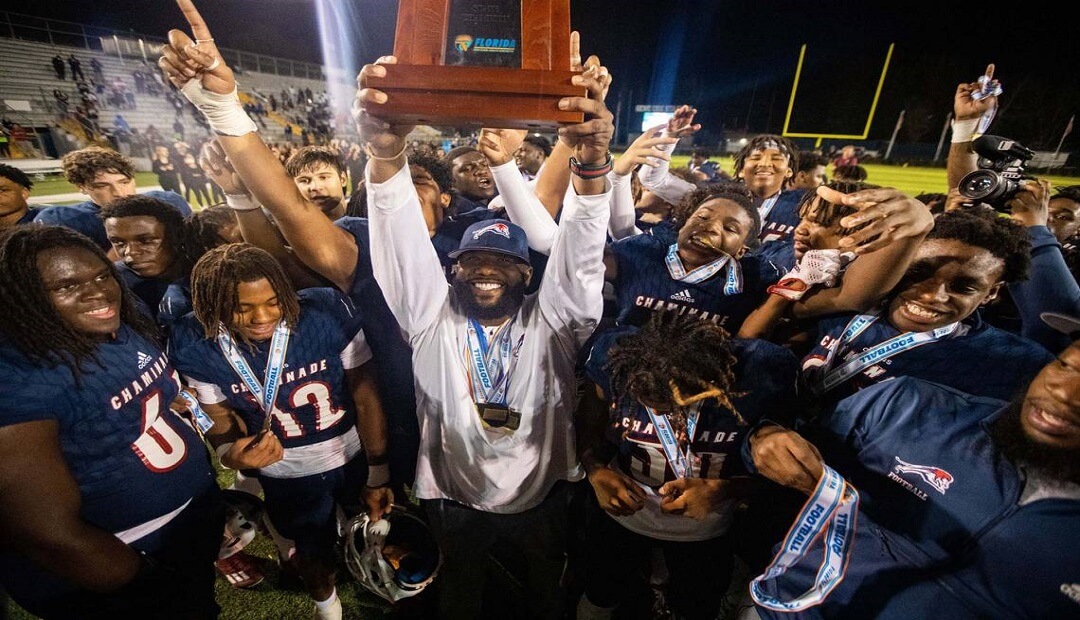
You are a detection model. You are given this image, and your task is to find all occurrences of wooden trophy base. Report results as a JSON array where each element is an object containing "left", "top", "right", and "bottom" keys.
[{"left": 361, "top": 64, "right": 586, "bottom": 129}]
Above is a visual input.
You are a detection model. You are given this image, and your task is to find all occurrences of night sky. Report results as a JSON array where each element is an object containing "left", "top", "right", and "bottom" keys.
[{"left": 8, "top": 0, "right": 1078, "bottom": 149}]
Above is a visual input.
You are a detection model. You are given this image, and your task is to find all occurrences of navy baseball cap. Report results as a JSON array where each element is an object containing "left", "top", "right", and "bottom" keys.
[{"left": 448, "top": 219, "right": 530, "bottom": 264}]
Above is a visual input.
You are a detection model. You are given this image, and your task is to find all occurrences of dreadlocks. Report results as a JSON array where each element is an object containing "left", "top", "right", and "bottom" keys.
[
  {"left": 190, "top": 243, "right": 300, "bottom": 340},
  {"left": 606, "top": 311, "right": 744, "bottom": 426},
  {"left": 0, "top": 226, "right": 158, "bottom": 377},
  {"left": 732, "top": 134, "right": 799, "bottom": 183},
  {"left": 796, "top": 180, "right": 881, "bottom": 238},
  {"left": 186, "top": 204, "right": 239, "bottom": 255},
  {"left": 671, "top": 182, "right": 761, "bottom": 248}
]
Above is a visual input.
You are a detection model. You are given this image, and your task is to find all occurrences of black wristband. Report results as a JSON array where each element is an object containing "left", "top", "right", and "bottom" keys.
[{"left": 569, "top": 153, "right": 614, "bottom": 179}]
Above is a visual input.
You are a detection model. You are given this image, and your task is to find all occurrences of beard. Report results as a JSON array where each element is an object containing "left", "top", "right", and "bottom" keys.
[
  {"left": 452, "top": 278, "right": 528, "bottom": 321},
  {"left": 989, "top": 397, "right": 1080, "bottom": 486}
]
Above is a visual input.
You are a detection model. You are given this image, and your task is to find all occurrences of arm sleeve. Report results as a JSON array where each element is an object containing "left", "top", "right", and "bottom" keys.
[
  {"left": 607, "top": 171, "right": 642, "bottom": 240},
  {"left": 489, "top": 160, "right": 559, "bottom": 254},
  {"left": 636, "top": 134, "right": 695, "bottom": 205},
  {"left": 537, "top": 181, "right": 612, "bottom": 343},
  {"left": 1007, "top": 226, "right": 1080, "bottom": 354},
  {"left": 367, "top": 162, "right": 449, "bottom": 338}
]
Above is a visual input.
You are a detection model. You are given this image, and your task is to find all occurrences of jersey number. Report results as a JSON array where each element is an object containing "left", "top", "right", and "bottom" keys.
[
  {"left": 132, "top": 390, "right": 188, "bottom": 473},
  {"left": 267, "top": 381, "right": 346, "bottom": 439}
]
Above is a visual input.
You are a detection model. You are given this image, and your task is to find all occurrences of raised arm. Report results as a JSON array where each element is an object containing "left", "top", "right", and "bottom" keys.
[
  {"left": 356, "top": 57, "right": 448, "bottom": 337},
  {"left": 946, "top": 64, "right": 1000, "bottom": 190},
  {"left": 479, "top": 128, "right": 559, "bottom": 254},
  {"left": 608, "top": 126, "right": 679, "bottom": 240},
  {"left": 637, "top": 105, "right": 699, "bottom": 205},
  {"left": 160, "top": 0, "right": 357, "bottom": 291}
]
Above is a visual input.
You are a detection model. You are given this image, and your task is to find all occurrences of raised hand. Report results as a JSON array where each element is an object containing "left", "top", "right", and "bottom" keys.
[
  {"left": 769, "top": 249, "right": 847, "bottom": 301},
  {"left": 199, "top": 139, "right": 246, "bottom": 195},
  {"left": 954, "top": 63, "right": 999, "bottom": 121},
  {"left": 557, "top": 60, "right": 614, "bottom": 165},
  {"left": 159, "top": 0, "right": 234, "bottom": 95},
  {"left": 478, "top": 128, "right": 527, "bottom": 167},
  {"left": 613, "top": 124, "right": 679, "bottom": 176},
  {"left": 665, "top": 104, "right": 701, "bottom": 138},
  {"left": 354, "top": 56, "right": 415, "bottom": 157},
  {"left": 817, "top": 185, "right": 935, "bottom": 255},
  {"left": 750, "top": 424, "right": 824, "bottom": 496},
  {"left": 1007, "top": 178, "right": 1051, "bottom": 228},
  {"left": 587, "top": 466, "right": 646, "bottom": 516}
]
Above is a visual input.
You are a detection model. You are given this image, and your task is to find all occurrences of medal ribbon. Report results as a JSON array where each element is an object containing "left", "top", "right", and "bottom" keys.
[
  {"left": 665, "top": 243, "right": 743, "bottom": 294},
  {"left": 644, "top": 404, "right": 701, "bottom": 479},
  {"left": 750, "top": 465, "right": 860, "bottom": 611},
  {"left": 217, "top": 322, "right": 291, "bottom": 429},
  {"left": 465, "top": 318, "right": 519, "bottom": 406}
]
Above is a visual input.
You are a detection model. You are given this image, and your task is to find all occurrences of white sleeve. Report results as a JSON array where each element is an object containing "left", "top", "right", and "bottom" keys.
[
  {"left": 489, "top": 160, "right": 558, "bottom": 255},
  {"left": 637, "top": 134, "right": 695, "bottom": 205},
  {"left": 367, "top": 162, "right": 449, "bottom": 338},
  {"left": 538, "top": 181, "right": 611, "bottom": 344},
  {"left": 606, "top": 170, "right": 642, "bottom": 240},
  {"left": 182, "top": 375, "right": 227, "bottom": 405},
  {"left": 339, "top": 329, "right": 373, "bottom": 370}
]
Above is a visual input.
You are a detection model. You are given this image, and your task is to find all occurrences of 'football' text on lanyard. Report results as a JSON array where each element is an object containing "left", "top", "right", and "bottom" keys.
[
  {"left": 814, "top": 313, "right": 963, "bottom": 394},
  {"left": 217, "top": 322, "right": 292, "bottom": 429},
  {"left": 176, "top": 390, "right": 215, "bottom": 434},
  {"left": 645, "top": 404, "right": 701, "bottom": 479},
  {"left": 465, "top": 318, "right": 521, "bottom": 406},
  {"left": 665, "top": 243, "right": 743, "bottom": 295},
  {"left": 750, "top": 465, "right": 860, "bottom": 611}
]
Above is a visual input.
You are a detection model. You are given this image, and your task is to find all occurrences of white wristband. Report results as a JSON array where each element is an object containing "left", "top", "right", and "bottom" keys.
[
  {"left": 215, "top": 442, "right": 235, "bottom": 463},
  {"left": 180, "top": 81, "right": 258, "bottom": 137},
  {"left": 950, "top": 117, "right": 980, "bottom": 143},
  {"left": 366, "top": 463, "right": 390, "bottom": 488},
  {"left": 225, "top": 193, "right": 260, "bottom": 211}
]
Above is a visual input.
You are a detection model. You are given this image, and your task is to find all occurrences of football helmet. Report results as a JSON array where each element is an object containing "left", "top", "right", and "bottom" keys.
[
  {"left": 344, "top": 506, "right": 441, "bottom": 603},
  {"left": 219, "top": 489, "right": 264, "bottom": 560}
]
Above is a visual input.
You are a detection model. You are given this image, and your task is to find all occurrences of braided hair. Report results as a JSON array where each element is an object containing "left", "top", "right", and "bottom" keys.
[
  {"left": 732, "top": 134, "right": 800, "bottom": 185},
  {"left": 0, "top": 226, "right": 158, "bottom": 377},
  {"left": 606, "top": 311, "right": 744, "bottom": 425},
  {"left": 189, "top": 243, "right": 300, "bottom": 340},
  {"left": 795, "top": 180, "right": 880, "bottom": 238}
]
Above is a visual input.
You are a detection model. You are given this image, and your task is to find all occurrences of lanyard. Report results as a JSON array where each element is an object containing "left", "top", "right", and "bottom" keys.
[
  {"left": 751, "top": 465, "right": 860, "bottom": 611},
  {"left": 814, "top": 313, "right": 962, "bottom": 394},
  {"left": 216, "top": 322, "right": 291, "bottom": 428},
  {"left": 664, "top": 243, "right": 743, "bottom": 294},
  {"left": 464, "top": 318, "right": 520, "bottom": 406},
  {"left": 176, "top": 390, "right": 215, "bottom": 435},
  {"left": 645, "top": 404, "right": 701, "bottom": 479},
  {"left": 758, "top": 193, "right": 780, "bottom": 220}
]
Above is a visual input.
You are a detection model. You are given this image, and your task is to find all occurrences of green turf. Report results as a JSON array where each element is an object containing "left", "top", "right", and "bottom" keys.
[{"left": 30, "top": 172, "right": 219, "bottom": 208}]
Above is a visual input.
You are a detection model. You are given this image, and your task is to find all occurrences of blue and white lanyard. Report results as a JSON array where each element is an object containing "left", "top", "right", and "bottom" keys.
[
  {"left": 645, "top": 404, "right": 701, "bottom": 479},
  {"left": 751, "top": 465, "right": 860, "bottom": 611},
  {"left": 217, "top": 322, "right": 291, "bottom": 428},
  {"left": 176, "top": 390, "right": 215, "bottom": 434},
  {"left": 465, "top": 318, "right": 520, "bottom": 406},
  {"left": 758, "top": 193, "right": 780, "bottom": 220},
  {"left": 665, "top": 243, "right": 743, "bottom": 295},
  {"left": 815, "top": 313, "right": 962, "bottom": 394}
]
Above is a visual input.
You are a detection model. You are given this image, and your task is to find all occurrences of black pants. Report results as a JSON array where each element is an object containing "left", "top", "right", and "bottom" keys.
[
  {"left": 422, "top": 480, "right": 573, "bottom": 620},
  {"left": 581, "top": 496, "right": 734, "bottom": 620}
]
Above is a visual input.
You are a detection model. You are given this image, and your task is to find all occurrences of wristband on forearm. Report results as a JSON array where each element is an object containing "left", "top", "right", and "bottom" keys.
[
  {"left": 180, "top": 81, "right": 258, "bottom": 137},
  {"left": 569, "top": 153, "right": 614, "bottom": 179},
  {"left": 950, "top": 117, "right": 980, "bottom": 143},
  {"left": 366, "top": 463, "right": 390, "bottom": 488},
  {"left": 225, "top": 193, "right": 260, "bottom": 211}
]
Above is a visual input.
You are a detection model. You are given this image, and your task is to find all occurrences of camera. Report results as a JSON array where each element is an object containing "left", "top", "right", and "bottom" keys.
[{"left": 958, "top": 135, "right": 1035, "bottom": 211}]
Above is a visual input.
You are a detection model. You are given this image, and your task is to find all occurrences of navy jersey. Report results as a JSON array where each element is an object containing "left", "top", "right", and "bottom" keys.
[
  {"left": 335, "top": 217, "right": 420, "bottom": 485},
  {"left": 587, "top": 329, "right": 798, "bottom": 487},
  {"left": 0, "top": 326, "right": 214, "bottom": 538},
  {"left": 157, "top": 277, "right": 192, "bottom": 333},
  {"left": 15, "top": 206, "right": 42, "bottom": 225},
  {"left": 169, "top": 288, "right": 360, "bottom": 451},
  {"left": 752, "top": 378, "right": 1080, "bottom": 620},
  {"left": 610, "top": 232, "right": 783, "bottom": 332},
  {"left": 803, "top": 311, "right": 1053, "bottom": 403},
  {"left": 753, "top": 237, "right": 796, "bottom": 272},
  {"left": 757, "top": 188, "right": 804, "bottom": 246},
  {"left": 36, "top": 191, "right": 192, "bottom": 251},
  {"left": 116, "top": 262, "right": 171, "bottom": 315}
]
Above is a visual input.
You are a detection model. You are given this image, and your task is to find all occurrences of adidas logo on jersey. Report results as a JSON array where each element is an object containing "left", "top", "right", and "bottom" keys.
[
  {"left": 670, "top": 289, "right": 695, "bottom": 303},
  {"left": 137, "top": 351, "right": 154, "bottom": 370},
  {"left": 1062, "top": 583, "right": 1080, "bottom": 605}
]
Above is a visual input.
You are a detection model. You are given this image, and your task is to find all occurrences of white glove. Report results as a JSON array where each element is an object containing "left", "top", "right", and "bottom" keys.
[{"left": 767, "top": 249, "right": 850, "bottom": 301}]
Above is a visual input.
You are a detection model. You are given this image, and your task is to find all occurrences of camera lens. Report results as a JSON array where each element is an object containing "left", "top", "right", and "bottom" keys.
[{"left": 959, "top": 170, "right": 1002, "bottom": 201}]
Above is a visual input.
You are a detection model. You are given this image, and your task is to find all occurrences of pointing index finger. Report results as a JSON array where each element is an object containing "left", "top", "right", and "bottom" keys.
[
  {"left": 984, "top": 63, "right": 995, "bottom": 80},
  {"left": 176, "top": 0, "right": 213, "bottom": 41}
]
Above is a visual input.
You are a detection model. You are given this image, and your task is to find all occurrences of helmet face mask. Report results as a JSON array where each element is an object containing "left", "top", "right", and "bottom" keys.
[
  {"left": 219, "top": 490, "right": 264, "bottom": 559},
  {"left": 344, "top": 506, "right": 442, "bottom": 603}
]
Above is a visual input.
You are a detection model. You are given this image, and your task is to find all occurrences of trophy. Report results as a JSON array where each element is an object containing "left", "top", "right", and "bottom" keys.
[{"left": 361, "top": 0, "right": 586, "bottom": 129}]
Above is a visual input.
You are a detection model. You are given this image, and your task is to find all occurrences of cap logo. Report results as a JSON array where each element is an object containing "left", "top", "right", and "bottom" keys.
[{"left": 473, "top": 222, "right": 511, "bottom": 240}]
